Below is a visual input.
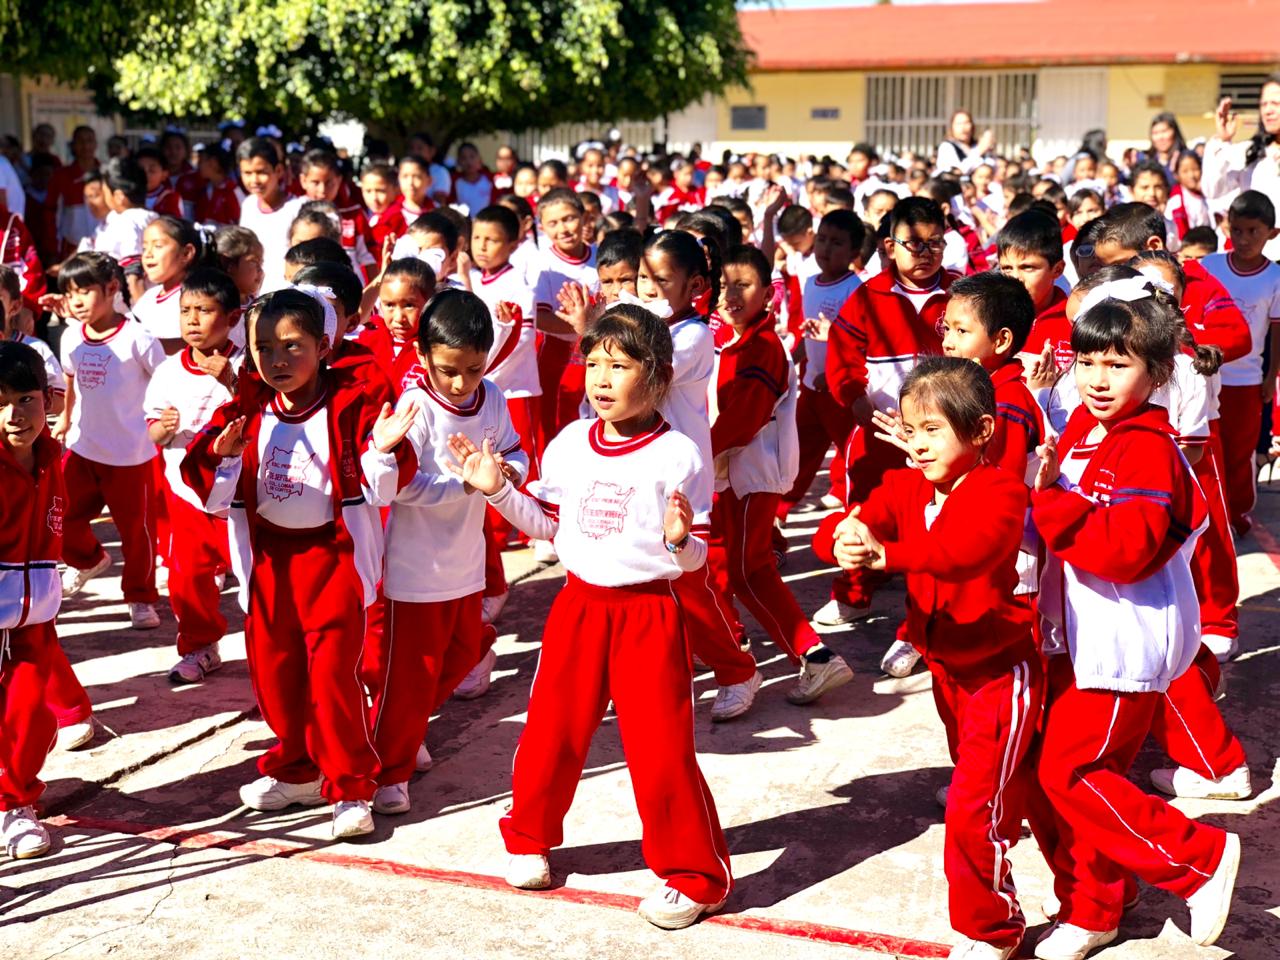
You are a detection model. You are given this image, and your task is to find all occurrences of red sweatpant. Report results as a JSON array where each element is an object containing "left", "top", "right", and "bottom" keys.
[
  {"left": 933, "top": 659, "right": 1044, "bottom": 950},
  {"left": 61, "top": 452, "right": 158, "bottom": 604},
  {"left": 1191, "top": 432, "right": 1239, "bottom": 642},
  {"left": 500, "top": 575, "right": 733, "bottom": 905},
  {"left": 0, "top": 622, "right": 59, "bottom": 809},
  {"left": 368, "top": 593, "right": 496, "bottom": 785},
  {"left": 780, "top": 385, "right": 851, "bottom": 520},
  {"left": 1216, "top": 384, "right": 1262, "bottom": 534},
  {"left": 45, "top": 642, "right": 92, "bottom": 727},
  {"left": 535, "top": 335, "right": 579, "bottom": 457},
  {"left": 831, "top": 421, "right": 902, "bottom": 605},
  {"left": 673, "top": 564, "right": 757, "bottom": 687},
  {"left": 153, "top": 455, "right": 171, "bottom": 564},
  {"left": 1026, "top": 656, "right": 1227, "bottom": 933},
  {"left": 719, "top": 490, "right": 820, "bottom": 662},
  {"left": 166, "top": 493, "right": 230, "bottom": 653},
  {"left": 488, "top": 395, "right": 543, "bottom": 568},
  {"left": 1150, "top": 644, "right": 1247, "bottom": 780},
  {"left": 245, "top": 523, "right": 380, "bottom": 802}
]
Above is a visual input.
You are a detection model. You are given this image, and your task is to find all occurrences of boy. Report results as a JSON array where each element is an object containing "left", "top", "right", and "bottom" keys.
[
  {"left": 1, "top": 264, "right": 64, "bottom": 415},
  {"left": 85, "top": 157, "right": 157, "bottom": 305},
  {"left": 393, "top": 212, "right": 459, "bottom": 280},
  {"left": 143, "top": 269, "right": 243, "bottom": 683},
  {"left": 997, "top": 210, "right": 1070, "bottom": 372},
  {"left": 237, "top": 137, "right": 306, "bottom": 294},
  {"left": 361, "top": 163, "right": 405, "bottom": 263},
  {"left": 48, "top": 125, "right": 100, "bottom": 257},
  {"left": 1200, "top": 190, "right": 1280, "bottom": 536},
  {"left": 362, "top": 289, "right": 526, "bottom": 816},
  {"left": 1179, "top": 226, "right": 1219, "bottom": 262},
  {"left": 820, "top": 196, "right": 954, "bottom": 625},
  {"left": 135, "top": 145, "right": 184, "bottom": 218},
  {"left": 299, "top": 148, "right": 378, "bottom": 280}
]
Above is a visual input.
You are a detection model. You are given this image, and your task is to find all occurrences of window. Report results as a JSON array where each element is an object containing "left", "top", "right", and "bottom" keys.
[
  {"left": 1219, "top": 71, "right": 1272, "bottom": 111},
  {"left": 864, "top": 72, "right": 1038, "bottom": 157},
  {"left": 730, "top": 105, "right": 767, "bottom": 131}
]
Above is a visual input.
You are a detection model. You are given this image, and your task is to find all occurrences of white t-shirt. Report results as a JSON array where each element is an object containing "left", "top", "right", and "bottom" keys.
[
  {"left": 13, "top": 333, "right": 65, "bottom": 393},
  {"left": 1201, "top": 253, "right": 1280, "bottom": 387},
  {"left": 453, "top": 176, "right": 494, "bottom": 215},
  {"left": 532, "top": 245, "right": 598, "bottom": 342},
  {"left": 143, "top": 347, "right": 240, "bottom": 509},
  {"left": 471, "top": 263, "right": 540, "bottom": 398},
  {"left": 61, "top": 318, "right": 165, "bottom": 466},
  {"left": 1152, "top": 354, "right": 1212, "bottom": 445},
  {"left": 254, "top": 390, "right": 333, "bottom": 528},
  {"left": 660, "top": 314, "right": 715, "bottom": 502},
  {"left": 239, "top": 195, "right": 306, "bottom": 294},
  {"left": 131, "top": 283, "right": 183, "bottom": 341},
  {"left": 82, "top": 208, "right": 157, "bottom": 270},
  {"left": 800, "top": 271, "right": 863, "bottom": 391}
]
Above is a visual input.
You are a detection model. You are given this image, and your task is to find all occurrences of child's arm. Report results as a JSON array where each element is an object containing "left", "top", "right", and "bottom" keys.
[
  {"left": 361, "top": 400, "right": 422, "bottom": 506},
  {"left": 180, "top": 401, "right": 248, "bottom": 514},
  {"left": 988, "top": 394, "right": 1040, "bottom": 479},
  {"left": 452, "top": 438, "right": 559, "bottom": 541},
  {"left": 812, "top": 482, "right": 899, "bottom": 567},
  {"left": 757, "top": 184, "right": 787, "bottom": 266},
  {"left": 824, "top": 290, "right": 870, "bottom": 417},
  {"left": 148, "top": 407, "right": 180, "bottom": 446},
  {"left": 710, "top": 346, "right": 786, "bottom": 456},
  {"left": 51, "top": 373, "right": 74, "bottom": 443}
]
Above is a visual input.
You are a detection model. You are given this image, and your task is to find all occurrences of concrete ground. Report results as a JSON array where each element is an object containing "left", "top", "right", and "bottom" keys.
[{"left": 4, "top": 477, "right": 1280, "bottom": 960}]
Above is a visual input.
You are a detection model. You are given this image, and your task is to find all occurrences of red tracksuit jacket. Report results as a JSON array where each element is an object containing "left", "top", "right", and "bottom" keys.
[
  {"left": 1181, "top": 260, "right": 1251, "bottom": 365},
  {"left": 330, "top": 339, "right": 396, "bottom": 407},
  {"left": 825, "top": 267, "right": 955, "bottom": 410},
  {"left": 988, "top": 360, "right": 1044, "bottom": 481},
  {"left": 711, "top": 316, "right": 789, "bottom": 457},
  {"left": 356, "top": 324, "right": 423, "bottom": 395},
  {"left": 815, "top": 463, "right": 1033, "bottom": 684},
  {"left": 1023, "top": 288, "right": 1072, "bottom": 370},
  {"left": 0, "top": 430, "right": 66, "bottom": 631}
]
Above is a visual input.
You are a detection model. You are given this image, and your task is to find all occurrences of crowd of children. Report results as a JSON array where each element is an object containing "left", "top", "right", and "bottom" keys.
[{"left": 3, "top": 106, "right": 1278, "bottom": 957}]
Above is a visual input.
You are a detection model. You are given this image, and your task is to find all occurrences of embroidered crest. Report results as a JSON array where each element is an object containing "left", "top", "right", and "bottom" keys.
[
  {"left": 577, "top": 481, "right": 634, "bottom": 539},
  {"left": 47, "top": 496, "right": 63, "bottom": 536},
  {"left": 263, "top": 446, "right": 316, "bottom": 501}
]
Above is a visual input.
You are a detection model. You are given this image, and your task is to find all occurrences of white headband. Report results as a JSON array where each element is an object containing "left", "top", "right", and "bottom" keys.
[
  {"left": 616, "top": 289, "right": 673, "bottom": 320},
  {"left": 1075, "top": 276, "right": 1155, "bottom": 321},
  {"left": 292, "top": 283, "right": 339, "bottom": 342}
]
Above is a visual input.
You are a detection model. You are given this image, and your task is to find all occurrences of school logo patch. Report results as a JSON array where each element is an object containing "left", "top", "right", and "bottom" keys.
[
  {"left": 76, "top": 351, "right": 110, "bottom": 390},
  {"left": 577, "top": 481, "right": 634, "bottom": 539},
  {"left": 47, "top": 496, "right": 63, "bottom": 537},
  {"left": 263, "top": 446, "right": 316, "bottom": 501}
]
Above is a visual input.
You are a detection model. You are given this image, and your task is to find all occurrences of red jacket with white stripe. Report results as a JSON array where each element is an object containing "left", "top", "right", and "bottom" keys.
[
  {"left": 1182, "top": 259, "right": 1251, "bottom": 364},
  {"left": 0, "top": 430, "right": 65, "bottom": 630},
  {"left": 988, "top": 360, "right": 1044, "bottom": 482},
  {"left": 825, "top": 267, "right": 955, "bottom": 410},
  {"left": 815, "top": 463, "right": 1034, "bottom": 686}
]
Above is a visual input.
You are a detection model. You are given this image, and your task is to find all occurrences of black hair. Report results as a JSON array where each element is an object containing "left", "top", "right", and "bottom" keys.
[
  {"left": 598, "top": 211, "right": 635, "bottom": 236},
  {"left": 383, "top": 257, "right": 437, "bottom": 300},
  {"left": 644, "top": 229, "right": 721, "bottom": 320},
  {"left": 134, "top": 144, "right": 164, "bottom": 167},
  {"left": 473, "top": 204, "right": 521, "bottom": 243},
  {"left": 0, "top": 263, "right": 19, "bottom": 302},
  {"left": 537, "top": 186, "right": 584, "bottom": 216},
  {"left": 889, "top": 196, "right": 946, "bottom": 235},
  {"left": 1096, "top": 202, "right": 1167, "bottom": 252},
  {"left": 997, "top": 210, "right": 1064, "bottom": 265},
  {"left": 419, "top": 288, "right": 494, "bottom": 353},
  {"left": 1149, "top": 112, "right": 1187, "bottom": 154},
  {"left": 823, "top": 185, "right": 856, "bottom": 211},
  {"left": 597, "top": 229, "right": 644, "bottom": 271},
  {"left": 899, "top": 355, "right": 995, "bottom": 446},
  {"left": 284, "top": 236, "right": 348, "bottom": 268},
  {"left": 723, "top": 244, "right": 772, "bottom": 288},
  {"left": 777, "top": 205, "right": 813, "bottom": 237},
  {"left": 235, "top": 136, "right": 282, "bottom": 168},
  {"left": 1228, "top": 189, "right": 1277, "bottom": 228},
  {"left": 949, "top": 272, "right": 1035, "bottom": 355},
  {"left": 0, "top": 340, "right": 47, "bottom": 393},
  {"left": 148, "top": 214, "right": 210, "bottom": 269},
  {"left": 497, "top": 193, "right": 533, "bottom": 222},
  {"left": 1067, "top": 188, "right": 1104, "bottom": 219},
  {"left": 289, "top": 202, "right": 342, "bottom": 242},
  {"left": 213, "top": 225, "right": 263, "bottom": 267},
  {"left": 1245, "top": 75, "right": 1280, "bottom": 166},
  {"left": 104, "top": 156, "right": 148, "bottom": 206},
  {"left": 819, "top": 208, "right": 866, "bottom": 249},
  {"left": 849, "top": 142, "right": 878, "bottom": 160},
  {"left": 537, "top": 159, "right": 570, "bottom": 185},
  {"left": 409, "top": 211, "right": 460, "bottom": 253},
  {"left": 579, "top": 304, "right": 674, "bottom": 405},
  {"left": 200, "top": 144, "right": 232, "bottom": 175},
  {"left": 1130, "top": 160, "right": 1170, "bottom": 190},
  {"left": 1036, "top": 181, "right": 1067, "bottom": 206},
  {"left": 1181, "top": 225, "right": 1219, "bottom": 252},
  {"left": 181, "top": 267, "right": 241, "bottom": 313},
  {"left": 159, "top": 128, "right": 189, "bottom": 151},
  {"left": 362, "top": 162, "right": 396, "bottom": 184},
  {"left": 250, "top": 288, "right": 327, "bottom": 343},
  {"left": 58, "top": 251, "right": 125, "bottom": 295},
  {"left": 1070, "top": 267, "right": 1180, "bottom": 386},
  {"left": 578, "top": 191, "right": 603, "bottom": 214},
  {"left": 435, "top": 206, "right": 471, "bottom": 249},
  {"left": 710, "top": 195, "right": 753, "bottom": 224},
  {"left": 300, "top": 147, "right": 340, "bottom": 174},
  {"left": 293, "top": 263, "right": 363, "bottom": 318},
  {"left": 677, "top": 206, "right": 743, "bottom": 252}
]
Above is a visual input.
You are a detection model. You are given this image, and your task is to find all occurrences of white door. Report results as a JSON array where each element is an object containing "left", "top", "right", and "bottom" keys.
[{"left": 1036, "top": 68, "right": 1109, "bottom": 163}]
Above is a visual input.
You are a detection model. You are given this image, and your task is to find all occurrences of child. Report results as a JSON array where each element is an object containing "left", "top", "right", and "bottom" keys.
[
  {"left": 299, "top": 149, "right": 378, "bottom": 280},
  {"left": 85, "top": 157, "right": 157, "bottom": 305},
  {"left": 181, "top": 289, "right": 415, "bottom": 838},
  {"left": 362, "top": 289, "right": 526, "bottom": 815},
  {"left": 1, "top": 265, "right": 64, "bottom": 415},
  {"left": 194, "top": 145, "right": 243, "bottom": 226},
  {"left": 135, "top": 146, "right": 184, "bottom": 219},
  {"left": 1167, "top": 151, "right": 1210, "bottom": 241},
  {"left": 288, "top": 202, "right": 343, "bottom": 248},
  {"left": 1028, "top": 290, "right": 1239, "bottom": 958},
  {"left": 1128, "top": 162, "right": 1180, "bottom": 252},
  {"left": 451, "top": 305, "right": 732, "bottom": 929},
  {"left": 283, "top": 236, "right": 350, "bottom": 284},
  {"left": 820, "top": 196, "right": 954, "bottom": 625},
  {"left": 1199, "top": 190, "right": 1280, "bottom": 537},
  {"left": 575, "top": 147, "right": 617, "bottom": 215},
  {"left": 135, "top": 215, "right": 203, "bottom": 352},
  {"left": 361, "top": 163, "right": 404, "bottom": 264},
  {"left": 998, "top": 211, "right": 1070, "bottom": 373},
  {"left": 143, "top": 268, "right": 243, "bottom": 684},
  {"left": 1179, "top": 226, "right": 1218, "bottom": 262},
  {"left": 392, "top": 156, "right": 435, "bottom": 226},
  {"left": 358, "top": 258, "right": 437, "bottom": 393},
  {"left": 213, "top": 225, "right": 266, "bottom": 306},
  {"left": 452, "top": 142, "right": 495, "bottom": 214},
  {"left": 818, "top": 357, "right": 1041, "bottom": 960},
  {"left": 237, "top": 137, "right": 306, "bottom": 294},
  {"left": 52, "top": 252, "right": 165, "bottom": 629}
]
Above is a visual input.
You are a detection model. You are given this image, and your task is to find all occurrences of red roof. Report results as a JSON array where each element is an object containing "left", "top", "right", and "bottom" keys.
[{"left": 740, "top": 0, "right": 1280, "bottom": 71}]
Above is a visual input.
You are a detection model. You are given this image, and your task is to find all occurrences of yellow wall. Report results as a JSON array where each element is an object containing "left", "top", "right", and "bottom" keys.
[
  {"left": 715, "top": 71, "right": 866, "bottom": 157},
  {"left": 1105, "top": 63, "right": 1225, "bottom": 150}
]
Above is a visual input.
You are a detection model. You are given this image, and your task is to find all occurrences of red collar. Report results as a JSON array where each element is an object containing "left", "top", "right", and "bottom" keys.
[
  {"left": 480, "top": 264, "right": 513, "bottom": 285},
  {"left": 551, "top": 244, "right": 591, "bottom": 267},
  {"left": 82, "top": 318, "right": 128, "bottom": 344},
  {"left": 180, "top": 344, "right": 237, "bottom": 375},
  {"left": 588, "top": 416, "right": 670, "bottom": 457},
  {"left": 421, "top": 378, "right": 485, "bottom": 417},
  {"left": 269, "top": 388, "right": 327, "bottom": 423}
]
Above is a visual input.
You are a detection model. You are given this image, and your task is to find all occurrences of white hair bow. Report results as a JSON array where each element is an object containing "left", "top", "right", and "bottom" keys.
[
  {"left": 616, "top": 289, "right": 673, "bottom": 320},
  {"left": 389, "top": 236, "right": 447, "bottom": 276},
  {"left": 1133, "top": 265, "right": 1176, "bottom": 296},
  {"left": 292, "top": 283, "right": 339, "bottom": 342},
  {"left": 1075, "top": 276, "right": 1155, "bottom": 321}
]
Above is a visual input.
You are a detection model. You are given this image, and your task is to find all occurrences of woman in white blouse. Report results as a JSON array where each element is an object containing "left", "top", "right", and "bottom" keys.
[{"left": 1202, "top": 75, "right": 1280, "bottom": 259}]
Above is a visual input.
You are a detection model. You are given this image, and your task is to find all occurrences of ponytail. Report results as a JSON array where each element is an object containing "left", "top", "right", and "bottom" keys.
[
  {"left": 698, "top": 235, "right": 722, "bottom": 319},
  {"left": 1183, "top": 328, "right": 1223, "bottom": 376},
  {"left": 643, "top": 229, "right": 718, "bottom": 323}
]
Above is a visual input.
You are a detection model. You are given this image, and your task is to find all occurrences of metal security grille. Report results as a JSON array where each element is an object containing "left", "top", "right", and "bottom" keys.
[
  {"left": 1218, "top": 71, "right": 1275, "bottom": 111},
  {"left": 865, "top": 72, "right": 1038, "bottom": 159}
]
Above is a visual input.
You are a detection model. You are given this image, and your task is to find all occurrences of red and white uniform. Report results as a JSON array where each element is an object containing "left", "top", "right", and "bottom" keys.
[
  {"left": 131, "top": 282, "right": 184, "bottom": 342},
  {"left": 1020, "top": 287, "right": 1072, "bottom": 373},
  {"left": 9, "top": 333, "right": 64, "bottom": 396},
  {"left": 1, "top": 211, "right": 48, "bottom": 313},
  {"left": 336, "top": 202, "right": 379, "bottom": 279},
  {"left": 367, "top": 205, "right": 407, "bottom": 264},
  {"left": 532, "top": 244, "right": 597, "bottom": 448},
  {"left": 195, "top": 178, "right": 244, "bottom": 225},
  {"left": 473, "top": 264, "right": 540, "bottom": 401},
  {"left": 239, "top": 194, "right": 306, "bottom": 294},
  {"left": 146, "top": 185, "right": 183, "bottom": 218},
  {"left": 355, "top": 323, "right": 422, "bottom": 396},
  {"left": 453, "top": 173, "right": 495, "bottom": 214},
  {"left": 49, "top": 161, "right": 98, "bottom": 256},
  {"left": 81, "top": 208, "right": 157, "bottom": 273},
  {"left": 485, "top": 416, "right": 732, "bottom": 906},
  {"left": 989, "top": 360, "right": 1046, "bottom": 595},
  {"left": 1166, "top": 186, "right": 1211, "bottom": 240}
]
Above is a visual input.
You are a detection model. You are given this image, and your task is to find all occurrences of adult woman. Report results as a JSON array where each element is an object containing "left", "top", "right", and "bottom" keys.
[
  {"left": 1144, "top": 112, "right": 1187, "bottom": 177},
  {"left": 936, "top": 109, "right": 995, "bottom": 175},
  {"left": 1203, "top": 75, "right": 1280, "bottom": 259}
]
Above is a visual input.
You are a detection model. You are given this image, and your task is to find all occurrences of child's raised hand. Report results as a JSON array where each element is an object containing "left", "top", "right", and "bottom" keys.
[
  {"left": 444, "top": 433, "right": 504, "bottom": 495},
  {"left": 763, "top": 183, "right": 787, "bottom": 216},
  {"left": 663, "top": 488, "right": 693, "bottom": 545},
  {"left": 553, "top": 282, "right": 593, "bottom": 334},
  {"left": 1026, "top": 342, "right": 1057, "bottom": 390},
  {"left": 37, "top": 292, "right": 67, "bottom": 317},
  {"left": 871, "top": 407, "right": 911, "bottom": 455},
  {"left": 1034, "top": 436, "right": 1060, "bottom": 491},
  {"left": 212, "top": 416, "right": 249, "bottom": 458},
  {"left": 50, "top": 414, "right": 70, "bottom": 444},
  {"left": 197, "top": 353, "right": 235, "bottom": 388},
  {"left": 496, "top": 300, "right": 523, "bottom": 327},
  {"left": 371, "top": 401, "right": 418, "bottom": 453}
]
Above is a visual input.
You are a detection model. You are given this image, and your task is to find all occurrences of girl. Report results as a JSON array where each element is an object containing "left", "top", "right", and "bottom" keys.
[
  {"left": 1167, "top": 152, "right": 1210, "bottom": 240},
  {"left": 1028, "top": 291, "right": 1239, "bottom": 959},
  {"left": 357, "top": 258, "right": 437, "bottom": 393},
  {"left": 213, "top": 225, "right": 266, "bottom": 307},
  {"left": 451, "top": 142, "right": 494, "bottom": 214},
  {"left": 449, "top": 305, "right": 732, "bottom": 930},
  {"left": 361, "top": 163, "right": 405, "bottom": 264},
  {"left": 393, "top": 156, "right": 435, "bottom": 226},
  {"left": 181, "top": 289, "right": 416, "bottom": 839},
  {"left": 817, "top": 357, "right": 1040, "bottom": 960},
  {"left": 134, "top": 216, "right": 203, "bottom": 353},
  {"left": 237, "top": 137, "right": 305, "bottom": 294}
]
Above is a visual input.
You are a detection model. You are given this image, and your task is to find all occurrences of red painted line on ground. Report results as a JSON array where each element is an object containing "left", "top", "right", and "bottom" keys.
[
  {"left": 1250, "top": 515, "right": 1280, "bottom": 577},
  {"left": 48, "top": 814, "right": 950, "bottom": 957}
]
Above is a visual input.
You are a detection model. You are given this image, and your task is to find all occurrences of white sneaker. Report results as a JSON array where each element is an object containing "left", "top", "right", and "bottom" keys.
[
  {"left": 372, "top": 782, "right": 411, "bottom": 816},
  {"left": 819, "top": 493, "right": 844, "bottom": 509},
  {"left": 948, "top": 938, "right": 1017, "bottom": 960},
  {"left": 1034, "top": 923, "right": 1118, "bottom": 960},
  {"left": 415, "top": 742, "right": 434, "bottom": 772},
  {"left": 214, "top": 570, "right": 227, "bottom": 591},
  {"left": 239, "top": 775, "right": 325, "bottom": 812},
  {"left": 711, "top": 670, "right": 762, "bottom": 722},
  {"left": 155, "top": 562, "right": 169, "bottom": 591},
  {"left": 1042, "top": 889, "right": 1139, "bottom": 921},
  {"left": 637, "top": 884, "right": 725, "bottom": 930},
  {"left": 2, "top": 806, "right": 51, "bottom": 859},
  {"left": 129, "top": 602, "right": 160, "bottom": 630},
  {"left": 56, "top": 718, "right": 96, "bottom": 751},
  {"left": 881, "top": 639, "right": 922, "bottom": 678},
  {"left": 1202, "top": 633, "right": 1239, "bottom": 663},
  {"left": 786, "top": 653, "right": 854, "bottom": 704},
  {"left": 453, "top": 647, "right": 497, "bottom": 700},
  {"left": 811, "top": 598, "right": 870, "bottom": 627},
  {"left": 481, "top": 591, "right": 508, "bottom": 625},
  {"left": 506, "top": 853, "right": 551, "bottom": 889},
  {"left": 1187, "top": 832, "right": 1240, "bottom": 946},
  {"left": 532, "top": 539, "right": 559, "bottom": 565},
  {"left": 331, "top": 800, "right": 374, "bottom": 839},
  {"left": 1151, "top": 764, "right": 1251, "bottom": 800},
  {"left": 61, "top": 554, "right": 111, "bottom": 598},
  {"left": 168, "top": 643, "right": 223, "bottom": 684},
  {"left": 935, "top": 784, "right": 950, "bottom": 809}
]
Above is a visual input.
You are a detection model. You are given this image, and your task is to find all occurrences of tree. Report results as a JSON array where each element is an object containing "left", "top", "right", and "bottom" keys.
[{"left": 106, "top": 0, "right": 751, "bottom": 143}]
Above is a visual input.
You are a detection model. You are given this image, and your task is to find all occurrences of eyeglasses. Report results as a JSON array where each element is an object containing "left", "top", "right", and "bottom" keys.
[{"left": 891, "top": 237, "right": 947, "bottom": 256}]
